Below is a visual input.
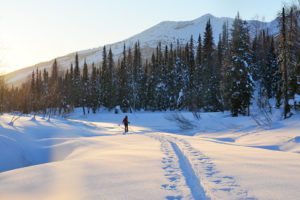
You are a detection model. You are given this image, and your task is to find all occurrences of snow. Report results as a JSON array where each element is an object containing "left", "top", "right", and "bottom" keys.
[{"left": 0, "top": 110, "right": 300, "bottom": 199}]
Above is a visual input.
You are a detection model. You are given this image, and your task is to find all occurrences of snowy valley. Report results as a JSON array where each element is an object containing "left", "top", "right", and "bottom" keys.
[
  {"left": 1, "top": 4, "right": 300, "bottom": 199},
  {"left": 0, "top": 110, "right": 300, "bottom": 200}
]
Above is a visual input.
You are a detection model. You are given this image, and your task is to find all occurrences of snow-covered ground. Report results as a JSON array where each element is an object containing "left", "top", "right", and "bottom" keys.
[{"left": 0, "top": 110, "right": 300, "bottom": 200}]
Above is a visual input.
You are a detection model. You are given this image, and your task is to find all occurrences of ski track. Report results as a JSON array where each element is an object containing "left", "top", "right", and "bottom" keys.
[
  {"left": 170, "top": 141, "right": 208, "bottom": 200},
  {"left": 148, "top": 133, "right": 256, "bottom": 200}
]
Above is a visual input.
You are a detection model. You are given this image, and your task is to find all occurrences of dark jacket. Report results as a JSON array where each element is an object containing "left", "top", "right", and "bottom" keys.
[{"left": 122, "top": 117, "right": 128, "bottom": 125}]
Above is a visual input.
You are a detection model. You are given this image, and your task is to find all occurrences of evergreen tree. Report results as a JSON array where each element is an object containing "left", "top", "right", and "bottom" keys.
[
  {"left": 202, "top": 19, "right": 222, "bottom": 111},
  {"left": 195, "top": 34, "right": 203, "bottom": 109},
  {"left": 287, "top": 7, "right": 299, "bottom": 105},
  {"left": 187, "top": 35, "right": 196, "bottom": 110},
  {"left": 30, "top": 70, "right": 36, "bottom": 114},
  {"left": 265, "top": 36, "right": 280, "bottom": 99},
  {"left": 82, "top": 60, "right": 89, "bottom": 114},
  {"left": 50, "top": 59, "right": 58, "bottom": 86},
  {"left": 107, "top": 48, "right": 115, "bottom": 109},
  {"left": 90, "top": 63, "right": 100, "bottom": 113},
  {"left": 42, "top": 69, "right": 49, "bottom": 115},
  {"left": 118, "top": 44, "right": 130, "bottom": 112},
  {"left": 35, "top": 68, "right": 42, "bottom": 111},
  {"left": 147, "top": 53, "right": 157, "bottom": 111},
  {"left": 228, "top": 13, "right": 254, "bottom": 116},
  {"left": 101, "top": 46, "right": 108, "bottom": 107},
  {"left": 154, "top": 43, "right": 166, "bottom": 110},
  {"left": 133, "top": 42, "right": 144, "bottom": 110},
  {"left": 220, "top": 21, "right": 232, "bottom": 110},
  {"left": 74, "top": 53, "right": 81, "bottom": 107},
  {"left": 278, "top": 8, "right": 291, "bottom": 118}
]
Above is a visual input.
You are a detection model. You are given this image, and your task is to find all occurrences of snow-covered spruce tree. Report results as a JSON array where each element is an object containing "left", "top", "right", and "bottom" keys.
[
  {"left": 35, "top": 68, "right": 42, "bottom": 112},
  {"left": 137, "top": 42, "right": 148, "bottom": 110},
  {"left": 173, "top": 43, "right": 185, "bottom": 110},
  {"left": 107, "top": 48, "right": 116, "bottom": 110},
  {"left": 68, "top": 63, "right": 75, "bottom": 108},
  {"left": 179, "top": 43, "right": 190, "bottom": 110},
  {"left": 81, "top": 60, "right": 89, "bottom": 114},
  {"left": 117, "top": 44, "right": 130, "bottom": 112},
  {"left": 220, "top": 21, "right": 232, "bottom": 111},
  {"left": 278, "top": 7, "right": 291, "bottom": 118},
  {"left": 142, "top": 58, "right": 149, "bottom": 110},
  {"left": 286, "top": 7, "right": 300, "bottom": 106},
  {"left": 250, "top": 30, "right": 270, "bottom": 109},
  {"left": 152, "top": 42, "right": 167, "bottom": 111},
  {"left": 101, "top": 46, "right": 109, "bottom": 108},
  {"left": 90, "top": 63, "right": 100, "bottom": 113},
  {"left": 160, "top": 45, "right": 170, "bottom": 110},
  {"left": 62, "top": 69, "right": 72, "bottom": 113},
  {"left": 131, "top": 42, "right": 144, "bottom": 111},
  {"left": 73, "top": 53, "right": 81, "bottom": 108},
  {"left": 264, "top": 36, "right": 279, "bottom": 99},
  {"left": 143, "top": 59, "right": 150, "bottom": 110},
  {"left": 166, "top": 43, "right": 178, "bottom": 110},
  {"left": 202, "top": 19, "right": 222, "bottom": 111},
  {"left": 126, "top": 46, "right": 134, "bottom": 111},
  {"left": 146, "top": 53, "right": 157, "bottom": 111},
  {"left": 259, "top": 31, "right": 269, "bottom": 101},
  {"left": 249, "top": 33, "right": 263, "bottom": 82},
  {"left": 217, "top": 34, "right": 224, "bottom": 111},
  {"left": 228, "top": 13, "right": 254, "bottom": 116},
  {"left": 132, "top": 43, "right": 139, "bottom": 110},
  {"left": 41, "top": 69, "right": 49, "bottom": 115},
  {"left": 57, "top": 76, "right": 65, "bottom": 114},
  {"left": 48, "top": 59, "right": 60, "bottom": 116},
  {"left": 29, "top": 70, "right": 36, "bottom": 114},
  {"left": 187, "top": 35, "right": 197, "bottom": 111},
  {"left": 194, "top": 34, "right": 203, "bottom": 110}
]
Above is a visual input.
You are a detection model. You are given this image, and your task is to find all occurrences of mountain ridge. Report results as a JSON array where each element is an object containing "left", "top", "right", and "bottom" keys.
[{"left": 4, "top": 13, "right": 278, "bottom": 86}]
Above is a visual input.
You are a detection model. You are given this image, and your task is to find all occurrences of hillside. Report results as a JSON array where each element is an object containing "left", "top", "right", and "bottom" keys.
[{"left": 4, "top": 13, "right": 278, "bottom": 87}]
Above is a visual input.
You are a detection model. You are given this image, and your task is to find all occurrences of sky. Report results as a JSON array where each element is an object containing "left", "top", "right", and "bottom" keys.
[{"left": 0, "top": 0, "right": 294, "bottom": 73}]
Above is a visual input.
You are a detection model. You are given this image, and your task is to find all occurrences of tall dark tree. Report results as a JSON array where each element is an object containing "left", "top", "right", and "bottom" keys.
[
  {"left": 195, "top": 34, "right": 203, "bottom": 109},
  {"left": 118, "top": 44, "right": 130, "bottom": 112},
  {"left": 107, "top": 48, "right": 115, "bottom": 109},
  {"left": 73, "top": 53, "right": 81, "bottom": 107},
  {"left": 278, "top": 8, "right": 291, "bottom": 118},
  {"left": 202, "top": 19, "right": 221, "bottom": 111},
  {"left": 228, "top": 13, "right": 254, "bottom": 116},
  {"left": 50, "top": 59, "right": 58, "bottom": 86},
  {"left": 265, "top": 36, "right": 280, "bottom": 99},
  {"left": 287, "top": 7, "right": 299, "bottom": 105},
  {"left": 81, "top": 60, "right": 89, "bottom": 114},
  {"left": 90, "top": 63, "right": 99, "bottom": 113}
]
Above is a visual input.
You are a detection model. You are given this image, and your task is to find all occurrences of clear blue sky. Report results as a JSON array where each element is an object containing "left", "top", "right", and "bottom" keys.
[{"left": 0, "top": 0, "right": 293, "bottom": 73}]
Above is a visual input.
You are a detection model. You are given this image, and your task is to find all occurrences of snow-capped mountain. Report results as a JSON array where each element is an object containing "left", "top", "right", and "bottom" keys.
[{"left": 4, "top": 13, "right": 278, "bottom": 86}]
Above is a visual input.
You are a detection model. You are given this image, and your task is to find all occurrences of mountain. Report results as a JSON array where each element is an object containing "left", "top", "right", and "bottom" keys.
[{"left": 4, "top": 13, "right": 278, "bottom": 87}]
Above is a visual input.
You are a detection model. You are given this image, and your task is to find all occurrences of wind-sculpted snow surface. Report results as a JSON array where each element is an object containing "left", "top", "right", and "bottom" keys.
[{"left": 0, "top": 111, "right": 300, "bottom": 199}]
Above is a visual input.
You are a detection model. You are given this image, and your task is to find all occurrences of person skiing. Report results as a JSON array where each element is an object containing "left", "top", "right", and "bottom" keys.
[{"left": 122, "top": 116, "right": 129, "bottom": 133}]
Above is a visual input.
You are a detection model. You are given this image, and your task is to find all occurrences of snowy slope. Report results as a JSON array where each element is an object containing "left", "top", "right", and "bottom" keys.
[
  {"left": 4, "top": 13, "right": 278, "bottom": 87},
  {"left": 0, "top": 110, "right": 300, "bottom": 200}
]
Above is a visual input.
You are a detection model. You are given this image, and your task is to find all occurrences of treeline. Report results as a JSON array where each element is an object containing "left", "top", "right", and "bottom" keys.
[{"left": 1, "top": 8, "right": 299, "bottom": 118}]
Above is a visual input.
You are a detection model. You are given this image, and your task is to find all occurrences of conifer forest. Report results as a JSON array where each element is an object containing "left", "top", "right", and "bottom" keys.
[{"left": 1, "top": 9, "right": 299, "bottom": 118}]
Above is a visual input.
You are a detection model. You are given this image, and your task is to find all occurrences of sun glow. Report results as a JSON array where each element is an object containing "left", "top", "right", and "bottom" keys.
[{"left": 0, "top": 0, "right": 286, "bottom": 74}]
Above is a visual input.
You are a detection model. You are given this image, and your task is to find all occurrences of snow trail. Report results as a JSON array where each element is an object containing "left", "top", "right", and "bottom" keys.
[
  {"left": 170, "top": 141, "right": 209, "bottom": 200},
  {"left": 149, "top": 133, "right": 256, "bottom": 199}
]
